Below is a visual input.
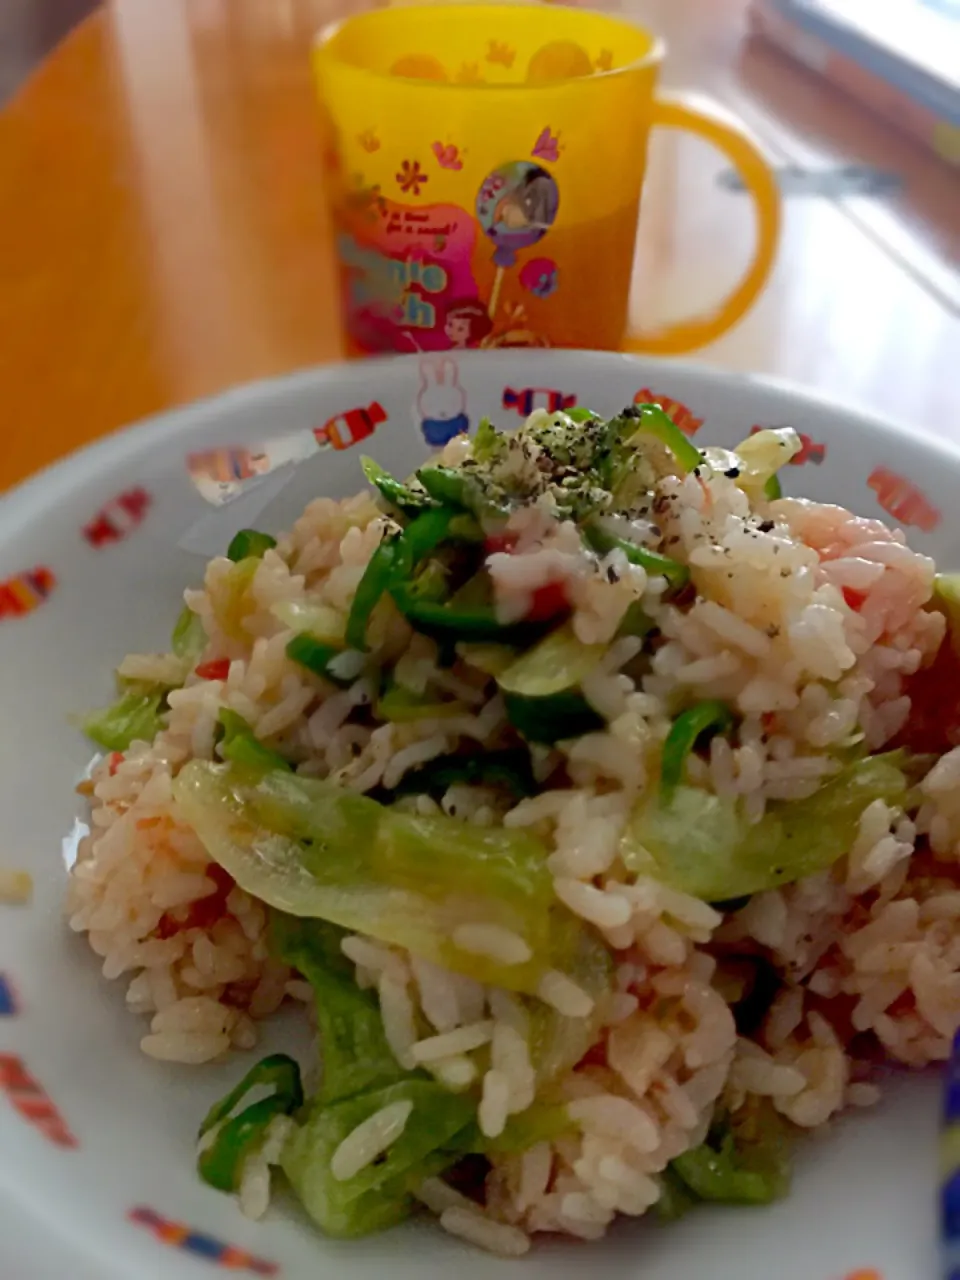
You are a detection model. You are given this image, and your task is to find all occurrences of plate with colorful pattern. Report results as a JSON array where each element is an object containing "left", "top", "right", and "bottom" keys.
[{"left": 1, "top": 351, "right": 956, "bottom": 1280}]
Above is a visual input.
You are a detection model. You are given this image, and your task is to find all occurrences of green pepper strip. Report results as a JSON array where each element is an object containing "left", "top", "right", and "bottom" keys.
[
  {"left": 347, "top": 507, "right": 471, "bottom": 652},
  {"left": 285, "top": 634, "right": 351, "bottom": 686},
  {"left": 661, "top": 700, "right": 734, "bottom": 799},
  {"left": 389, "top": 589, "right": 548, "bottom": 646},
  {"left": 197, "top": 1053, "right": 303, "bottom": 1193},
  {"left": 345, "top": 534, "right": 402, "bottom": 652},
  {"left": 583, "top": 522, "right": 689, "bottom": 590},
  {"left": 226, "top": 529, "right": 277, "bottom": 562},
  {"left": 630, "top": 403, "right": 702, "bottom": 473},
  {"left": 417, "top": 467, "right": 507, "bottom": 521},
  {"left": 218, "top": 709, "right": 292, "bottom": 773},
  {"left": 392, "top": 749, "right": 538, "bottom": 799},
  {"left": 763, "top": 474, "right": 782, "bottom": 501},
  {"left": 361, "top": 457, "right": 435, "bottom": 516}
]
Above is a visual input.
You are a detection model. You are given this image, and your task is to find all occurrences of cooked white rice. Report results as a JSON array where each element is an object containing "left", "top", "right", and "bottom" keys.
[{"left": 67, "top": 410, "right": 960, "bottom": 1255}]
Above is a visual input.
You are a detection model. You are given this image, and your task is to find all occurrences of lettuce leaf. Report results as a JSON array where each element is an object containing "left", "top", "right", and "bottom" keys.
[
  {"left": 83, "top": 691, "right": 165, "bottom": 751},
  {"left": 173, "top": 760, "right": 584, "bottom": 992},
  {"left": 621, "top": 753, "right": 909, "bottom": 901}
]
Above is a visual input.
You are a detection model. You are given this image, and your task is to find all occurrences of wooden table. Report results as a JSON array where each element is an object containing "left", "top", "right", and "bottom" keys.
[{"left": 1, "top": 0, "right": 958, "bottom": 491}]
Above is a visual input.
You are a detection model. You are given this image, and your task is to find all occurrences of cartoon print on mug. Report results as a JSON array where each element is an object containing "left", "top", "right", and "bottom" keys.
[
  {"left": 476, "top": 161, "right": 559, "bottom": 321},
  {"left": 443, "top": 298, "right": 493, "bottom": 349},
  {"left": 414, "top": 354, "right": 470, "bottom": 448}
]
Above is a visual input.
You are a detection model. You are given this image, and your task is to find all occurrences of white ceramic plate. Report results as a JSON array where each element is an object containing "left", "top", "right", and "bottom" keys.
[{"left": 1, "top": 351, "right": 956, "bottom": 1280}]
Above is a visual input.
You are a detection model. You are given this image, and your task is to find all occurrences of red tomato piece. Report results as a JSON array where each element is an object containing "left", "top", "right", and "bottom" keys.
[
  {"left": 195, "top": 658, "right": 231, "bottom": 681},
  {"left": 893, "top": 637, "right": 960, "bottom": 756},
  {"left": 485, "top": 532, "right": 519, "bottom": 555},
  {"left": 526, "top": 581, "right": 569, "bottom": 622}
]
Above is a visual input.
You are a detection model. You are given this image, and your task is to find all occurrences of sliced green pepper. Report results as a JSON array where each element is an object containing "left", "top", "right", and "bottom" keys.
[
  {"left": 417, "top": 466, "right": 506, "bottom": 521},
  {"left": 503, "top": 691, "right": 604, "bottom": 745},
  {"left": 361, "top": 457, "right": 434, "bottom": 516},
  {"left": 390, "top": 588, "right": 547, "bottom": 646},
  {"left": 629, "top": 403, "right": 702, "bottom": 473},
  {"left": 583, "top": 521, "right": 689, "bottom": 590},
  {"left": 197, "top": 1053, "right": 303, "bottom": 1193},
  {"left": 660, "top": 700, "right": 734, "bottom": 799},
  {"left": 564, "top": 407, "right": 598, "bottom": 423},
  {"left": 763, "top": 474, "right": 782, "bottom": 501},
  {"left": 286, "top": 634, "right": 351, "bottom": 686},
  {"left": 218, "top": 708, "right": 292, "bottom": 773},
  {"left": 226, "top": 529, "right": 277, "bottom": 562},
  {"left": 346, "top": 533, "right": 402, "bottom": 652},
  {"left": 392, "top": 748, "right": 538, "bottom": 799}
]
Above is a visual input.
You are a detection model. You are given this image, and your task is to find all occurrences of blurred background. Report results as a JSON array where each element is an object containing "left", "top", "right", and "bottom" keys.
[{"left": 0, "top": 0, "right": 957, "bottom": 488}]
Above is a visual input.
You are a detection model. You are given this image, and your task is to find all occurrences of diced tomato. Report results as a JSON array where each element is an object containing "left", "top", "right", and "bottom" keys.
[
  {"left": 575, "top": 1039, "right": 609, "bottom": 1070},
  {"left": 107, "top": 752, "right": 124, "bottom": 776},
  {"left": 842, "top": 587, "right": 867, "bottom": 611},
  {"left": 893, "top": 637, "right": 960, "bottom": 756},
  {"left": 485, "top": 531, "right": 519, "bottom": 555},
  {"left": 155, "top": 864, "right": 235, "bottom": 938},
  {"left": 195, "top": 657, "right": 231, "bottom": 681},
  {"left": 526, "top": 581, "right": 569, "bottom": 622}
]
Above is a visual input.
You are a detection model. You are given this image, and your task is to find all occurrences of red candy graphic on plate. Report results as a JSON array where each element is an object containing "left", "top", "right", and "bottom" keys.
[
  {"left": 502, "top": 387, "right": 576, "bottom": 417},
  {"left": 868, "top": 466, "right": 941, "bottom": 533},
  {"left": 128, "top": 1207, "right": 279, "bottom": 1275},
  {"left": 632, "top": 387, "right": 703, "bottom": 437},
  {"left": 314, "top": 401, "right": 388, "bottom": 450},
  {"left": 83, "top": 486, "right": 153, "bottom": 547},
  {"left": 0, "top": 1054, "right": 77, "bottom": 1147},
  {"left": 0, "top": 567, "right": 56, "bottom": 621}
]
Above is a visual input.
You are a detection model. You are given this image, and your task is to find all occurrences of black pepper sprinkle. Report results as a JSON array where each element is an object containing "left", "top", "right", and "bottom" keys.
[
  {"left": 758, "top": 520, "right": 775, "bottom": 533},
  {"left": 767, "top": 624, "right": 781, "bottom": 638},
  {"left": 724, "top": 467, "right": 740, "bottom": 478}
]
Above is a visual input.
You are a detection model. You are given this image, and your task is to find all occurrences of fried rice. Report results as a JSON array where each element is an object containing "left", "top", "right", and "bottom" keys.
[{"left": 66, "top": 404, "right": 960, "bottom": 1256}]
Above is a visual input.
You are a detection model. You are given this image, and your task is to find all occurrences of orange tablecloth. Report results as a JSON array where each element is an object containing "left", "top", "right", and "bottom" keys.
[{"left": 1, "top": 0, "right": 958, "bottom": 491}]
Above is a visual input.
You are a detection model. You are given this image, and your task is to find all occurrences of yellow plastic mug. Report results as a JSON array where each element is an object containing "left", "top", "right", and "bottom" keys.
[{"left": 313, "top": 5, "right": 780, "bottom": 356}]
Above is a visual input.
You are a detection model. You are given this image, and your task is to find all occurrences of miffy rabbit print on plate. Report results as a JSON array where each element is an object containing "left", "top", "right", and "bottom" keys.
[{"left": 415, "top": 354, "right": 470, "bottom": 447}]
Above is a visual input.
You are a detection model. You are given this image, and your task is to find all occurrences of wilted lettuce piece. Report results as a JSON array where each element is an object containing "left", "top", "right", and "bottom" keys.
[
  {"left": 271, "top": 914, "right": 409, "bottom": 1106},
  {"left": 83, "top": 691, "right": 165, "bottom": 751},
  {"left": 622, "top": 754, "right": 909, "bottom": 901},
  {"left": 173, "top": 760, "right": 585, "bottom": 992},
  {"left": 669, "top": 1102, "right": 792, "bottom": 1205},
  {"left": 171, "top": 606, "right": 207, "bottom": 662},
  {"left": 281, "top": 1079, "right": 476, "bottom": 1239}
]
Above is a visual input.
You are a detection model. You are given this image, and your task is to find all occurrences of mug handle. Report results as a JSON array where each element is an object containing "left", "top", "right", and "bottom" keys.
[{"left": 622, "top": 94, "right": 781, "bottom": 356}]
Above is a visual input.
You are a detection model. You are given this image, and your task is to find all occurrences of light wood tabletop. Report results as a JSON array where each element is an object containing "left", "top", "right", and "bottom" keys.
[{"left": 0, "top": 0, "right": 957, "bottom": 491}]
